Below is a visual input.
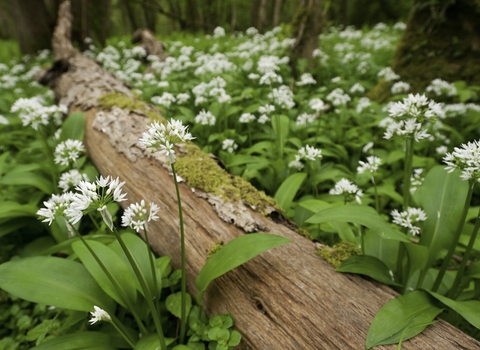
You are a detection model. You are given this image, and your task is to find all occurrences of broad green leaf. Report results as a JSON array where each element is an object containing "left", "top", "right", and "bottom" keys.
[
  {"left": 336, "top": 255, "right": 400, "bottom": 286},
  {"left": 108, "top": 233, "right": 157, "bottom": 298},
  {"left": 72, "top": 240, "right": 138, "bottom": 308},
  {"left": 404, "top": 243, "right": 429, "bottom": 288},
  {"left": 414, "top": 166, "right": 468, "bottom": 266},
  {"left": 166, "top": 292, "right": 192, "bottom": 319},
  {"left": 0, "top": 256, "right": 113, "bottom": 312},
  {"left": 59, "top": 112, "right": 85, "bottom": 142},
  {"left": 274, "top": 172, "right": 307, "bottom": 211},
  {"left": 429, "top": 291, "right": 480, "bottom": 329},
  {"left": 366, "top": 290, "right": 442, "bottom": 349},
  {"left": 271, "top": 114, "right": 290, "bottom": 156},
  {"left": 466, "top": 260, "right": 480, "bottom": 278},
  {"left": 134, "top": 335, "right": 175, "bottom": 350},
  {"left": 30, "top": 332, "right": 114, "bottom": 350},
  {"left": 0, "top": 172, "right": 53, "bottom": 194},
  {"left": 196, "top": 233, "right": 290, "bottom": 305},
  {"left": 307, "top": 205, "right": 410, "bottom": 242}
]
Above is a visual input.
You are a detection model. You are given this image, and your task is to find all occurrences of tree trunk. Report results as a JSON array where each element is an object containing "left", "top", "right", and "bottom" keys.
[
  {"left": 272, "top": 0, "right": 282, "bottom": 27},
  {"left": 256, "top": 0, "right": 268, "bottom": 32},
  {"left": 7, "top": 0, "right": 54, "bottom": 54},
  {"left": 231, "top": 0, "right": 237, "bottom": 32},
  {"left": 391, "top": 0, "right": 480, "bottom": 92},
  {"left": 185, "top": 0, "right": 200, "bottom": 32},
  {"left": 41, "top": 2, "right": 480, "bottom": 349},
  {"left": 121, "top": 0, "right": 139, "bottom": 32},
  {"left": 143, "top": 0, "right": 157, "bottom": 32},
  {"left": 289, "top": 0, "right": 324, "bottom": 78}
]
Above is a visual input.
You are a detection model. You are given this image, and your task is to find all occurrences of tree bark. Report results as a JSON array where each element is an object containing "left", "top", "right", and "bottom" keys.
[
  {"left": 231, "top": 0, "right": 237, "bottom": 32},
  {"left": 42, "top": 2, "right": 480, "bottom": 349},
  {"left": 392, "top": 0, "right": 480, "bottom": 92},
  {"left": 7, "top": 0, "right": 54, "bottom": 54},
  {"left": 272, "top": 0, "right": 282, "bottom": 27},
  {"left": 256, "top": 0, "right": 268, "bottom": 32},
  {"left": 142, "top": 0, "right": 157, "bottom": 32}
]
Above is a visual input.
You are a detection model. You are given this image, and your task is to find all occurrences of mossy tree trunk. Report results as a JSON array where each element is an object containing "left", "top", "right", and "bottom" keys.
[{"left": 392, "top": 0, "right": 480, "bottom": 92}]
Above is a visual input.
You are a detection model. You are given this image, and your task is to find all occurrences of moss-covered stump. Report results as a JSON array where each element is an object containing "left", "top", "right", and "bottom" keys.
[
  {"left": 41, "top": 1, "right": 480, "bottom": 349},
  {"left": 395, "top": 0, "right": 480, "bottom": 93}
]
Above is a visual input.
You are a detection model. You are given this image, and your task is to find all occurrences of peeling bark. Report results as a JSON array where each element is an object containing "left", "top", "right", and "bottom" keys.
[{"left": 41, "top": 2, "right": 480, "bottom": 349}]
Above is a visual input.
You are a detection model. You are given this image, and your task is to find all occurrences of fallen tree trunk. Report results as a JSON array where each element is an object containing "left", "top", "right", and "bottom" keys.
[{"left": 42, "top": 2, "right": 480, "bottom": 349}]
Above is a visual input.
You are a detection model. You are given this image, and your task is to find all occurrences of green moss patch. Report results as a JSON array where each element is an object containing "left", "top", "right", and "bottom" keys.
[{"left": 316, "top": 241, "right": 361, "bottom": 268}]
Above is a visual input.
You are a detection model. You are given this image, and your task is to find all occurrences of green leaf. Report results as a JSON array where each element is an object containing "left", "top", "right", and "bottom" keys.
[
  {"left": 336, "top": 255, "right": 400, "bottom": 286},
  {"left": 30, "top": 332, "right": 114, "bottom": 350},
  {"left": 274, "top": 173, "right": 307, "bottom": 211},
  {"left": 404, "top": 243, "right": 429, "bottom": 288},
  {"left": 466, "top": 260, "right": 480, "bottom": 278},
  {"left": 429, "top": 291, "right": 480, "bottom": 329},
  {"left": 0, "top": 256, "right": 113, "bottom": 312},
  {"left": 108, "top": 233, "right": 157, "bottom": 298},
  {"left": 72, "top": 240, "right": 137, "bottom": 308},
  {"left": 228, "top": 331, "right": 241, "bottom": 346},
  {"left": 0, "top": 172, "right": 53, "bottom": 194},
  {"left": 414, "top": 166, "right": 468, "bottom": 266},
  {"left": 59, "top": 112, "right": 85, "bottom": 142},
  {"left": 134, "top": 335, "right": 176, "bottom": 350},
  {"left": 166, "top": 292, "right": 192, "bottom": 319},
  {"left": 271, "top": 114, "right": 290, "bottom": 156},
  {"left": 306, "top": 205, "right": 410, "bottom": 242},
  {"left": 196, "top": 234, "right": 290, "bottom": 305},
  {"left": 366, "top": 291, "right": 442, "bottom": 349}
]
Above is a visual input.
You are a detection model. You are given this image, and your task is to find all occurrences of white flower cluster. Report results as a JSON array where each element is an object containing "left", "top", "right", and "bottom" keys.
[
  {"left": 288, "top": 145, "right": 322, "bottom": 170},
  {"left": 194, "top": 53, "right": 236, "bottom": 76},
  {"left": 192, "top": 77, "right": 230, "bottom": 105},
  {"left": 58, "top": 169, "right": 89, "bottom": 192},
  {"left": 391, "top": 81, "right": 410, "bottom": 95},
  {"left": 356, "top": 97, "right": 371, "bottom": 114},
  {"left": 37, "top": 192, "right": 75, "bottom": 226},
  {"left": 0, "top": 115, "right": 9, "bottom": 125},
  {"left": 444, "top": 140, "right": 480, "bottom": 181},
  {"left": 268, "top": 85, "right": 295, "bottom": 109},
  {"left": 54, "top": 140, "right": 86, "bottom": 167},
  {"left": 296, "top": 73, "right": 316, "bottom": 86},
  {"left": 139, "top": 119, "right": 194, "bottom": 164},
  {"left": 121, "top": 200, "right": 160, "bottom": 232},
  {"left": 357, "top": 156, "right": 382, "bottom": 174},
  {"left": 151, "top": 92, "right": 176, "bottom": 108},
  {"left": 222, "top": 139, "right": 238, "bottom": 153},
  {"left": 195, "top": 110, "right": 216, "bottom": 126},
  {"left": 381, "top": 94, "right": 445, "bottom": 141},
  {"left": 326, "top": 88, "right": 351, "bottom": 107},
  {"left": 213, "top": 26, "right": 226, "bottom": 38},
  {"left": 259, "top": 71, "right": 283, "bottom": 85},
  {"left": 410, "top": 168, "right": 424, "bottom": 194},
  {"left": 10, "top": 97, "right": 67, "bottom": 130},
  {"left": 329, "top": 178, "right": 363, "bottom": 204},
  {"left": 257, "top": 104, "right": 276, "bottom": 124},
  {"left": 309, "top": 98, "right": 326, "bottom": 112},
  {"left": 426, "top": 78, "right": 457, "bottom": 97},
  {"left": 239, "top": 113, "right": 256, "bottom": 124},
  {"left": 65, "top": 176, "right": 127, "bottom": 225},
  {"left": 391, "top": 207, "right": 427, "bottom": 235},
  {"left": 349, "top": 83, "right": 365, "bottom": 94},
  {"left": 89, "top": 306, "right": 111, "bottom": 325},
  {"left": 296, "top": 113, "right": 317, "bottom": 126},
  {"left": 377, "top": 67, "right": 400, "bottom": 82}
]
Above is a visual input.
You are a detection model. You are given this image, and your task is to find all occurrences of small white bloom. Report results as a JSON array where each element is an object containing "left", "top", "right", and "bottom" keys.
[
  {"left": 222, "top": 139, "right": 238, "bottom": 153},
  {"left": 239, "top": 113, "right": 256, "bottom": 123},
  {"left": 58, "top": 169, "right": 90, "bottom": 192},
  {"left": 391, "top": 81, "right": 410, "bottom": 95},
  {"left": 54, "top": 139, "right": 85, "bottom": 167},
  {"left": 257, "top": 114, "right": 270, "bottom": 124},
  {"left": 258, "top": 104, "right": 275, "bottom": 115},
  {"left": 329, "top": 178, "right": 363, "bottom": 204},
  {"left": 296, "top": 113, "right": 316, "bottom": 126},
  {"left": 357, "top": 156, "right": 382, "bottom": 174},
  {"left": 37, "top": 192, "right": 75, "bottom": 226},
  {"left": 326, "top": 88, "right": 351, "bottom": 107},
  {"left": 391, "top": 207, "right": 427, "bottom": 235},
  {"left": 89, "top": 306, "right": 111, "bottom": 325},
  {"left": 194, "top": 110, "right": 216, "bottom": 126},
  {"left": 296, "top": 73, "right": 316, "bottom": 86},
  {"left": 309, "top": 98, "right": 325, "bottom": 112},
  {"left": 176, "top": 93, "right": 190, "bottom": 104},
  {"left": 121, "top": 200, "right": 160, "bottom": 232},
  {"left": 349, "top": 83, "right": 365, "bottom": 94},
  {"left": 0, "top": 115, "right": 8, "bottom": 125},
  {"left": 444, "top": 140, "right": 480, "bottom": 181},
  {"left": 213, "top": 26, "right": 226, "bottom": 38}
]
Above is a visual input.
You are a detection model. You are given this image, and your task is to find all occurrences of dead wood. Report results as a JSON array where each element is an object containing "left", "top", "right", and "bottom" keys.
[{"left": 42, "top": 1, "right": 480, "bottom": 349}]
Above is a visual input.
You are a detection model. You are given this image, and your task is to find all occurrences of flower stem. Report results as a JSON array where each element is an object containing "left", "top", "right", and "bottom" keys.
[
  {"left": 38, "top": 127, "right": 59, "bottom": 193},
  {"left": 171, "top": 163, "right": 187, "bottom": 344},
  {"left": 432, "top": 179, "right": 475, "bottom": 293},
  {"left": 111, "top": 227, "right": 167, "bottom": 350},
  {"left": 372, "top": 176, "right": 379, "bottom": 213},
  {"left": 402, "top": 137, "right": 414, "bottom": 211},
  {"left": 71, "top": 224, "right": 148, "bottom": 335},
  {"left": 110, "top": 315, "right": 136, "bottom": 348},
  {"left": 448, "top": 207, "right": 480, "bottom": 299},
  {"left": 143, "top": 224, "right": 160, "bottom": 314}
]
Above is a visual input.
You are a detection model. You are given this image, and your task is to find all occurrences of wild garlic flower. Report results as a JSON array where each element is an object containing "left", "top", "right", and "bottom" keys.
[
  {"left": 329, "top": 178, "right": 363, "bottom": 204},
  {"left": 257, "top": 114, "right": 270, "bottom": 124},
  {"left": 258, "top": 104, "right": 275, "bottom": 115},
  {"left": 222, "top": 139, "right": 238, "bottom": 153},
  {"left": 444, "top": 140, "right": 480, "bottom": 181},
  {"left": 391, "top": 81, "right": 410, "bottom": 95},
  {"left": 89, "top": 306, "right": 111, "bottom": 325},
  {"left": 140, "top": 119, "right": 194, "bottom": 164},
  {"left": 121, "top": 200, "right": 160, "bottom": 232},
  {"left": 288, "top": 145, "right": 322, "bottom": 170},
  {"left": 326, "top": 88, "right": 351, "bottom": 107},
  {"left": 296, "top": 73, "right": 316, "bottom": 86},
  {"left": 194, "top": 110, "right": 216, "bottom": 126},
  {"left": 54, "top": 140, "right": 85, "bottom": 167},
  {"left": 176, "top": 93, "right": 190, "bottom": 104},
  {"left": 10, "top": 97, "right": 67, "bottom": 130},
  {"left": 213, "top": 26, "right": 226, "bottom": 38},
  {"left": 37, "top": 192, "right": 75, "bottom": 226},
  {"left": 58, "top": 169, "right": 90, "bottom": 192},
  {"left": 357, "top": 156, "right": 382, "bottom": 174},
  {"left": 296, "top": 113, "right": 317, "bottom": 126},
  {"left": 356, "top": 97, "right": 371, "bottom": 114},
  {"left": 410, "top": 168, "right": 425, "bottom": 194},
  {"left": 268, "top": 85, "right": 295, "bottom": 109},
  {"left": 259, "top": 71, "right": 283, "bottom": 85},
  {"left": 391, "top": 207, "right": 427, "bottom": 235},
  {"left": 382, "top": 94, "right": 444, "bottom": 141},
  {"left": 349, "top": 83, "right": 365, "bottom": 94},
  {"left": 0, "top": 115, "right": 9, "bottom": 125},
  {"left": 377, "top": 67, "right": 400, "bottom": 82},
  {"left": 426, "top": 78, "right": 457, "bottom": 97},
  {"left": 151, "top": 92, "right": 176, "bottom": 108},
  {"left": 436, "top": 145, "right": 448, "bottom": 155},
  {"left": 64, "top": 176, "right": 127, "bottom": 225},
  {"left": 309, "top": 98, "right": 325, "bottom": 112},
  {"left": 239, "top": 113, "right": 256, "bottom": 123}
]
